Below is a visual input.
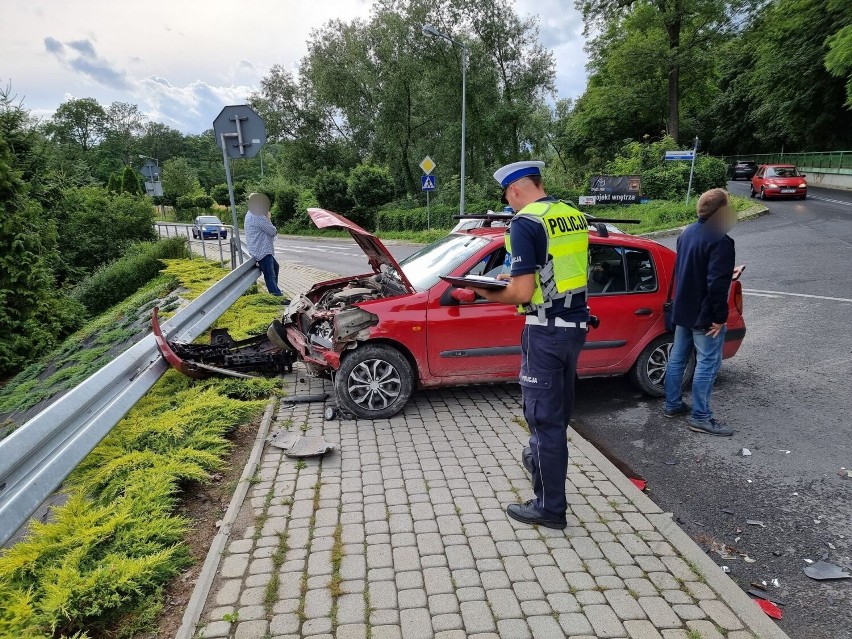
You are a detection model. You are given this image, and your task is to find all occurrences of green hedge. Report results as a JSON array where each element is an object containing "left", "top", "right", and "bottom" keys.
[
  {"left": 71, "top": 238, "right": 187, "bottom": 315},
  {"left": 377, "top": 200, "right": 497, "bottom": 232}
]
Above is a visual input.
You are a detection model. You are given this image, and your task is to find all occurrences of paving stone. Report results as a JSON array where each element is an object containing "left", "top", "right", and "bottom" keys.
[
  {"left": 604, "top": 588, "right": 647, "bottom": 621},
  {"left": 214, "top": 579, "right": 242, "bottom": 605},
  {"left": 219, "top": 553, "right": 249, "bottom": 578},
  {"left": 495, "top": 618, "right": 531, "bottom": 638},
  {"left": 233, "top": 619, "right": 267, "bottom": 639},
  {"left": 526, "top": 614, "right": 566, "bottom": 639},
  {"left": 399, "top": 607, "right": 433, "bottom": 639},
  {"left": 460, "top": 600, "right": 497, "bottom": 633},
  {"left": 584, "top": 603, "right": 627, "bottom": 638},
  {"left": 337, "top": 592, "right": 366, "bottom": 624},
  {"left": 452, "top": 568, "right": 481, "bottom": 588},
  {"left": 398, "top": 588, "right": 428, "bottom": 609},
  {"left": 424, "top": 566, "right": 454, "bottom": 595},
  {"left": 304, "top": 587, "right": 333, "bottom": 618},
  {"left": 301, "top": 616, "right": 333, "bottom": 635},
  {"left": 661, "top": 588, "right": 694, "bottom": 605},
  {"left": 446, "top": 545, "right": 476, "bottom": 570},
  {"left": 699, "top": 600, "right": 744, "bottom": 630},
  {"left": 672, "top": 603, "right": 706, "bottom": 621},
  {"left": 486, "top": 588, "right": 523, "bottom": 620},
  {"left": 576, "top": 589, "right": 607, "bottom": 606},
  {"left": 564, "top": 570, "right": 597, "bottom": 591},
  {"left": 424, "top": 593, "right": 457, "bottom": 616},
  {"left": 480, "top": 570, "right": 511, "bottom": 590},
  {"left": 685, "top": 581, "right": 716, "bottom": 600},
  {"left": 558, "top": 611, "right": 594, "bottom": 635},
  {"left": 269, "top": 613, "right": 300, "bottom": 635},
  {"left": 686, "top": 620, "right": 726, "bottom": 639},
  {"left": 623, "top": 619, "right": 665, "bottom": 639},
  {"left": 638, "top": 597, "right": 682, "bottom": 629},
  {"left": 336, "top": 623, "right": 368, "bottom": 639},
  {"left": 200, "top": 621, "right": 232, "bottom": 638},
  {"left": 520, "top": 599, "right": 552, "bottom": 616},
  {"left": 434, "top": 632, "right": 466, "bottom": 639},
  {"left": 432, "top": 613, "right": 464, "bottom": 632},
  {"left": 647, "top": 571, "right": 681, "bottom": 591},
  {"left": 534, "top": 565, "right": 571, "bottom": 593},
  {"left": 395, "top": 570, "right": 424, "bottom": 590}
]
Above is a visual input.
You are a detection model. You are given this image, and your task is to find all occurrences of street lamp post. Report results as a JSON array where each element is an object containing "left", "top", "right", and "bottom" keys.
[{"left": 422, "top": 23, "right": 468, "bottom": 217}]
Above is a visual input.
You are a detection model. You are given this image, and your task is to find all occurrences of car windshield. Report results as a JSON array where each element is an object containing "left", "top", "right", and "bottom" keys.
[
  {"left": 198, "top": 216, "right": 221, "bottom": 224},
  {"left": 398, "top": 233, "right": 492, "bottom": 292},
  {"left": 766, "top": 167, "right": 800, "bottom": 178}
]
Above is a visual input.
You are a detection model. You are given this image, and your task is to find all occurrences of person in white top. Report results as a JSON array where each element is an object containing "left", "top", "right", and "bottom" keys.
[{"left": 243, "top": 193, "right": 283, "bottom": 296}]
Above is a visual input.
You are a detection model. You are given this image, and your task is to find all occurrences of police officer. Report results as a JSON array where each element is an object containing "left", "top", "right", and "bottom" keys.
[{"left": 469, "top": 161, "right": 589, "bottom": 529}]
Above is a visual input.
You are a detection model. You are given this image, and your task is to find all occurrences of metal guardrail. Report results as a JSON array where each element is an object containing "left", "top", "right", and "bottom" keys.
[
  {"left": 0, "top": 257, "right": 261, "bottom": 546},
  {"left": 723, "top": 151, "right": 852, "bottom": 173},
  {"left": 155, "top": 222, "right": 239, "bottom": 268}
]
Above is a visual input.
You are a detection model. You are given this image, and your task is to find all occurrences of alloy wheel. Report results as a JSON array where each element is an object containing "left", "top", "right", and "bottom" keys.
[
  {"left": 347, "top": 358, "right": 402, "bottom": 411},
  {"left": 646, "top": 342, "right": 671, "bottom": 388}
]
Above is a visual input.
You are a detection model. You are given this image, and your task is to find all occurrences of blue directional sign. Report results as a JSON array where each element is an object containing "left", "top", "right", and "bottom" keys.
[
  {"left": 421, "top": 175, "right": 436, "bottom": 191},
  {"left": 665, "top": 150, "right": 695, "bottom": 161}
]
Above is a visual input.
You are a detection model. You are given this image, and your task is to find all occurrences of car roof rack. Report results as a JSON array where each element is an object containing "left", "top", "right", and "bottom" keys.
[{"left": 452, "top": 213, "right": 514, "bottom": 227}]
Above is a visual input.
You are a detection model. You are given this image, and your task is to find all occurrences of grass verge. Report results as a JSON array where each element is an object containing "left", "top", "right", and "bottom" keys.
[{"left": 0, "top": 258, "right": 286, "bottom": 639}]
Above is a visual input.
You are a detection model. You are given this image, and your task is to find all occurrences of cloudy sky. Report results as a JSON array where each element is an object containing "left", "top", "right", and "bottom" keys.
[{"left": 1, "top": 0, "right": 588, "bottom": 133}]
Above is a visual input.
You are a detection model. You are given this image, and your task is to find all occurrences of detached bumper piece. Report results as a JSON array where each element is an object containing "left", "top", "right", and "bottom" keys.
[{"left": 153, "top": 308, "right": 297, "bottom": 379}]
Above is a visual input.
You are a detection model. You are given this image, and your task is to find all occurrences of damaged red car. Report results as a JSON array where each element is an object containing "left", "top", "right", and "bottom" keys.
[{"left": 277, "top": 209, "right": 746, "bottom": 419}]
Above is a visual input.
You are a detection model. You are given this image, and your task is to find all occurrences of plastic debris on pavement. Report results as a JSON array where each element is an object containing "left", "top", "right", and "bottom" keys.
[
  {"left": 722, "top": 565, "right": 731, "bottom": 573},
  {"left": 267, "top": 429, "right": 337, "bottom": 458},
  {"left": 743, "top": 555, "right": 757, "bottom": 564},
  {"left": 747, "top": 519, "right": 766, "bottom": 528},
  {"left": 630, "top": 478, "right": 647, "bottom": 491},
  {"left": 754, "top": 598, "right": 783, "bottom": 619},
  {"left": 282, "top": 393, "right": 329, "bottom": 404},
  {"left": 771, "top": 578, "right": 781, "bottom": 588},
  {"left": 804, "top": 561, "right": 852, "bottom": 581},
  {"left": 741, "top": 448, "right": 752, "bottom": 456},
  {"left": 748, "top": 587, "right": 785, "bottom": 606}
]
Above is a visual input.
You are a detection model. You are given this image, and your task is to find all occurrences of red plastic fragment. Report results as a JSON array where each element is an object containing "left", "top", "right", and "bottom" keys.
[
  {"left": 754, "top": 598, "right": 783, "bottom": 619},
  {"left": 629, "top": 478, "right": 647, "bottom": 491}
]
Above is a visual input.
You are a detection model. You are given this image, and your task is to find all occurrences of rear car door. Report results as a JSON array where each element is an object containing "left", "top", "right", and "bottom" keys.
[
  {"left": 426, "top": 244, "right": 524, "bottom": 378},
  {"left": 582, "top": 241, "right": 664, "bottom": 370}
]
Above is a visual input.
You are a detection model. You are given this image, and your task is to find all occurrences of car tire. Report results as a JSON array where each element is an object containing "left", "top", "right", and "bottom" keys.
[
  {"left": 749, "top": 186, "right": 756, "bottom": 198},
  {"left": 628, "top": 333, "right": 695, "bottom": 397},
  {"left": 335, "top": 344, "right": 414, "bottom": 419},
  {"left": 799, "top": 194, "right": 807, "bottom": 200},
  {"left": 760, "top": 188, "right": 767, "bottom": 200}
]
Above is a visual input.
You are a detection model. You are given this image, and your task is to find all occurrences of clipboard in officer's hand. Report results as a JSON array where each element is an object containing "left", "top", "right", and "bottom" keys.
[{"left": 440, "top": 275, "right": 509, "bottom": 291}]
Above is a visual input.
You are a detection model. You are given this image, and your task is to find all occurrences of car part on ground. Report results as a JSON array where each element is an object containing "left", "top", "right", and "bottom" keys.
[{"left": 152, "top": 308, "right": 297, "bottom": 379}]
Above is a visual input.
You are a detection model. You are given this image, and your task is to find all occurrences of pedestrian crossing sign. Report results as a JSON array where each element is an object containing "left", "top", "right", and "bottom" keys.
[{"left": 421, "top": 175, "right": 436, "bottom": 191}]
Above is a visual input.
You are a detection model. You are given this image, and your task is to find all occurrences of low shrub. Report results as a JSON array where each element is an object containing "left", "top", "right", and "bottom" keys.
[
  {"left": 0, "top": 259, "right": 284, "bottom": 638},
  {"left": 72, "top": 238, "right": 187, "bottom": 315}
]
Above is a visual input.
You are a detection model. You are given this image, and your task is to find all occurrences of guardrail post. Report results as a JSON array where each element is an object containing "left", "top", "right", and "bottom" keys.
[{"left": 185, "top": 226, "right": 193, "bottom": 260}]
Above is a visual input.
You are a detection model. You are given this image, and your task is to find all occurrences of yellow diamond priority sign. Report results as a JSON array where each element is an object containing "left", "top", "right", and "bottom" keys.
[{"left": 419, "top": 156, "right": 436, "bottom": 175}]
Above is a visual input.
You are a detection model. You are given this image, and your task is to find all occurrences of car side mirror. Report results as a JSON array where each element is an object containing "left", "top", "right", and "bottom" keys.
[
  {"left": 801, "top": 174, "right": 806, "bottom": 178},
  {"left": 450, "top": 288, "right": 477, "bottom": 304}
]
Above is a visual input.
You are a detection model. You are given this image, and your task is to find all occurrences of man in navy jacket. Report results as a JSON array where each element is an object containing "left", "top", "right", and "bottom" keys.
[{"left": 664, "top": 188, "right": 736, "bottom": 436}]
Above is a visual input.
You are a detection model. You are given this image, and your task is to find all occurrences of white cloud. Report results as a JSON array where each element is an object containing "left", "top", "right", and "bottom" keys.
[{"left": 3, "top": 0, "right": 590, "bottom": 132}]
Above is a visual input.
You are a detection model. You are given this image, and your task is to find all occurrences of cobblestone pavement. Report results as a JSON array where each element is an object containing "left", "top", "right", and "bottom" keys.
[{"left": 187, "top": 262, "right": 789, "bottom": 639}]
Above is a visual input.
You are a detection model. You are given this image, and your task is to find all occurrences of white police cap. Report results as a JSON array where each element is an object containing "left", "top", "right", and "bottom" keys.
[
  {"left": 493, "top": 160, "right": 545, "bottom": 189},
  {"left": 247, "top": 192, "right": 271, "bottom": 214}
]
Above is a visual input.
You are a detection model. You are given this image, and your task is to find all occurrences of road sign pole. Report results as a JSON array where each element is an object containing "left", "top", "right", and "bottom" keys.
[
  {"left": 427, "top": 190, "right": 431, "bottom": 230},
  {"left": 685, "top": 136, "right": 699, "bottom": 205},
  {"left": 459, "top": 46, "right": 467, "bottom": 217},
  {"left": 220, "top": 133, "right": 244, "bottom": 263}
]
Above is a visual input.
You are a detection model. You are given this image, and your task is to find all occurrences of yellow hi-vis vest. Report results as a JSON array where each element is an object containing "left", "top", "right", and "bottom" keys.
[{"left": 504, "top": 200, "right": 589, "bottom": 318}]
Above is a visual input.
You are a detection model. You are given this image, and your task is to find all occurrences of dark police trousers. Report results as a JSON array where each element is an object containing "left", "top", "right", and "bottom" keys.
[{"left": 520, "top": 323, "right": 586, "bottom": 519}]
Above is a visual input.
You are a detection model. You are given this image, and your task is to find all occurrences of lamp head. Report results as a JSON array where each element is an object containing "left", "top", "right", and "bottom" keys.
[{"left": 422, "top": 23, "right": 441, "bottom": 38}]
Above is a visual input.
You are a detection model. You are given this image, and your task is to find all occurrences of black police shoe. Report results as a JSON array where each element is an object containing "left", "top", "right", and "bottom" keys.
[
  {"left": 506, "top": 500, "right": 567, "bottom": 530},
  {"left": 688, "top": 418, "right": 734, "bottom": 436},
  {"left": 663, "top": 403, "right": 689, "bottom": 418},
  {"left": 522, "top": 447, "right": 535, "bottom": 476}
]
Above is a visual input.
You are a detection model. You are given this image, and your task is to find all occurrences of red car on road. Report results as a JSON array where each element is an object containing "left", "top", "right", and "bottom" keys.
[
  {"left": 750, "top": 164, "right": 808, "bottom": 200},
  {"left": 282, "top": 209, "right": 746, "bottom": 418}
]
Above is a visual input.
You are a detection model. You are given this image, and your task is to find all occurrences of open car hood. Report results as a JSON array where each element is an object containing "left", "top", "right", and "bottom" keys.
[{"left": 307, "top": 208, "right": 415, "bottom": 293}]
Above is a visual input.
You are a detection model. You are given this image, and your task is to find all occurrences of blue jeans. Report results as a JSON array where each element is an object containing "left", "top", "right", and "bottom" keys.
[
  {"left": 664, "top": 324, "right": 726, "bottom": 422},
  {"left": 257, "top": 254, "right": 283, "bottom": 296}
]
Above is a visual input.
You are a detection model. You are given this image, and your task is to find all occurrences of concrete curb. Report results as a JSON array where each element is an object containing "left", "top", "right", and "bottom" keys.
[
  {"left": 175, "top": 398, "right": 278, "bottom": 639},
  {"left": 641, "top": 203, "right": 769, "bottom": 239},
  {"left": 568, "top": 425, "right": 791, "bottom": 639}
]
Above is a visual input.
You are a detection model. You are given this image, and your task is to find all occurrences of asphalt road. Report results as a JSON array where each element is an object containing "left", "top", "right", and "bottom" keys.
[
  {"left": 270, "top": 184, "right": 852, "bottom": 638},
  {"left": 572, "top": 181, "right": 852, "bottom": 639}
]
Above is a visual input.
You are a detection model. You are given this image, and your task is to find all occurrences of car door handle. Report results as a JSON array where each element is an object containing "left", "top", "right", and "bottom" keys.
[{"left": 634, "top": 308, "right": 653, "bottom": 316}]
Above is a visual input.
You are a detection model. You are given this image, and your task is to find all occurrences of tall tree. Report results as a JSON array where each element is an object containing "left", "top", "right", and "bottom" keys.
[
  {"left": 45, "top": 97, "right": 106, "bottom": 152},
  {"left": 577, "top": 0, "right": 747, "bottom": 143},
  {"left": 101, "top": 101, "right": 145, "bottom": 167}
]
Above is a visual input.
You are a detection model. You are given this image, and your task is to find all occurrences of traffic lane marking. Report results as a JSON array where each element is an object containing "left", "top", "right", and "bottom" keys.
[
  {"left": 810, "top": 196, "right": 852, "bottom": 206},
  {"left": 743, "top": 288, "right": 852, "bottom": 303}
]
